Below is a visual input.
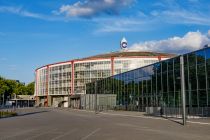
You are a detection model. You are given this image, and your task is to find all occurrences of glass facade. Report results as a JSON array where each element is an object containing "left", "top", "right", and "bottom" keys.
[
  {"left": 49, "top": 64, "right": 72, "bottom": 95},
  {"left": 86, "top": 47, "right": 210, "bottom": 117},
  {"left": 36, "top": 68, "right": 47, "bottom": 96},
  {"left": 35, "top": 51, "right": 173, "bottom": 107},
  {"left": 74, "top": 60, "right": 111, "bottom": 94},
  {"left": 35, "top": 58, "right": 163, "bottom": 97}
]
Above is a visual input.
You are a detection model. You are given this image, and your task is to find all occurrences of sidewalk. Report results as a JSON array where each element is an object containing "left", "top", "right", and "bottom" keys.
[
  {"left": 61, "top": 108, "right": 210, "bottom": 125},
  {"left": 102, "top": 110, "right": 210, "bottom": 125}
]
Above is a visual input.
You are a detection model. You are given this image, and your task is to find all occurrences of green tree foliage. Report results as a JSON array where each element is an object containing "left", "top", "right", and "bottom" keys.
[
  {"left": 0, "top": 76, "right": 34, "bottom": 97},
  {"left": 14, "top": 83, "right": 27, "bottom": 95},
  {"left": 26, "top": 82, "right": 35, "bottom": 95},
  {"left": 0, "top": 77, "right": 9, "bottom": 96}
]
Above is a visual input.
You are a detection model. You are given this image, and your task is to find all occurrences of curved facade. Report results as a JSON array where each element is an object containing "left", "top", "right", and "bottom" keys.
[{"left": 35, "top": 51, "right": 175, "bottom": 107}]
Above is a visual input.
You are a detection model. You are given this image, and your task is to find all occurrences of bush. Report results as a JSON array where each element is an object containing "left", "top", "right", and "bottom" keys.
[{"left": 0, "top": 111, "right": 17, "bottom": 118}]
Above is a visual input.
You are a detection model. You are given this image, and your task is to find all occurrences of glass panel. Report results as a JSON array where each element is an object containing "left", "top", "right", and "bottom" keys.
[
  {"left": 188, "top": 53, "right": 196, "bottom": 67},
  {"left": 134, "top": 77, "right": 139, "bottom": 110},
  {"left": 143, "top": 79, "right": 147, "bottom": 107},
  {"left": 168, "top": 71, "right": 174, "bottom": 92},
  {"left": 189, "top": 66, "right": 197, "bottom": 90},
  {"left": 175, "top": 91, "right": 181, "bottom": 107},
  {"left": 205, "top": 48, "right": 210, "bottom": 64},
  {"left": 162, "top": 61, "right": 168, "bottom": 72},
  {"left": 184, "top": 54, "right": 188, "bottom": 67},
  {"left": 138, "top": 78, "right": 143, "bottom": 94},
  {"left": 162, "top": 72, "right": 167, "bottom": 93},
  {"left": 118, "top": 76, "right": 123, "bottom": 105},
  {"left": 168, "top": 59, "right": 173, "bottom": 71},
  {"left": 168, "top": 92, "right": 174, "bottom": 107},
  {"left": 208, "top": 90, "right": 210, "bottom": 107},
  {"left": 175, "top": 69, "right": 181, "bottom": 92},
  {"left": 157, "top": 73, "right": 162, "bottom": 93},
  {"left": 147, "top": 78, "right": 152, "bottom": 94},
  {"left": 184, "top": 66, "right": 189, "bottom": 91},
  {"left": 174, "top": 57, "right": 180, "bottom": 70},
  {"left": 191, "top": 91, "right": 198, "bottom": 107},
  {"left": 186, "top": 89, "right": 189, "bottom": 107},
  {"left": 199, "top": 90, "right": 207, "bottom": 107},
  {"left": 197, "top": 64, "right": 206, "bottom": 90},
  {"left": 196, "top": 50, "right": 205, "bottom": 64}
]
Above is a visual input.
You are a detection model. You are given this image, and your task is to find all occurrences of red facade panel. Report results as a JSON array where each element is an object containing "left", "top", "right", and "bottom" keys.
[{"left": 71, "top": 61, "right": 74, "bottom": 95}]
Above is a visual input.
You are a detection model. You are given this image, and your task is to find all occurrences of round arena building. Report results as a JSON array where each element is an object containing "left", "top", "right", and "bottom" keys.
[{"left": 35, "top": 50, "right": 175, "bottom": 108}]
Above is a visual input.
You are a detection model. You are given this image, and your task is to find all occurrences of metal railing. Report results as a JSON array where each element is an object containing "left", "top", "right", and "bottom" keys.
[{"left": 162, "top": 107, "right": 210, "bottom": 118}]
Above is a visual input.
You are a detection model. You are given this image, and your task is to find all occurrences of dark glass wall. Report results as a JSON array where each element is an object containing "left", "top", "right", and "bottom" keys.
[{"left": 86, "top": 47, "right": 210, "bottom": 116}]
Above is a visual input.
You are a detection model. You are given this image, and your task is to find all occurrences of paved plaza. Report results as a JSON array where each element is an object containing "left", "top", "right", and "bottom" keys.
[{"left": 0, "top": 108, "right": 210, "bottom": 140}]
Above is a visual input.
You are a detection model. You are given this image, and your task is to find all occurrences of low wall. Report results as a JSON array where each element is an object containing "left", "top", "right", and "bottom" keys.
[
  {"left": 81, "top": 94, "right": 117, "bottom": 110},
  {"left": 145, "top": 107, "right": 161, "bottom": 116}
]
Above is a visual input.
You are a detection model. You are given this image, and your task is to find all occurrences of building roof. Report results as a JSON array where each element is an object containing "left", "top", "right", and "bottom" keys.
[
  {"left": 36, "top": 51, "right": 176, "bottom": 71},
  {"left": 80, "top": 51, "right": 175, "bottom": 60},
  {"left": 12, "top": 95, "right": 35, "bottom": 100}
]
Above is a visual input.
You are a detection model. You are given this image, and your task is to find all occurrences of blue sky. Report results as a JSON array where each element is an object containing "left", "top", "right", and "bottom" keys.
[{"left": 0, "top": 0, "right": 210, "bottom": 83}]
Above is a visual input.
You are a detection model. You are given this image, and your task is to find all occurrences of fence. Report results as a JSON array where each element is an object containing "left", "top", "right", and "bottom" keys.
[{"left": 161, "top": 107, "right": 210, "bottom": 118}]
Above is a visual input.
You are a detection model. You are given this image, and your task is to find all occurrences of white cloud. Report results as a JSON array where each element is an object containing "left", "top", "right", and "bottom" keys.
[
  {"left": 160, "top": 10, "right": 210, "bottom": 26},
  {"left": 0, "top": 6, "right": 21, "bottom": 14},
  {"left": 0, "top": 6, "right": 39, "bottom": 18},
  {"left": 208, "top": 30, "right": 210, "bottom": 38},
  {"left": 60, "top": 4, "right": 94, "bottom": 17},
  {"left": 94, "top": 2, "right": 210, "bottom": 33},
  {"left": 93, "top": 15, "right": 157, "bottom": 33},
  {"left": 0, "top": 6, "right": 65, "bottom": 21},
  {"left": 95, "top": 18, "right": 144, "bottom": 32},
  {"left": 57, "top": 0, "right": 134, "bottom": 18},
  {"left": 104, "top": 0, "right": 115, "bottom": 4},
  {"left": 129, "top": 31, "right": 210, "bottom": 53}
]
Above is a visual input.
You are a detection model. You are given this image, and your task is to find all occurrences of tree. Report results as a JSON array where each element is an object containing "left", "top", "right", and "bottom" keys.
[
  {"left": 14, "top": 83, "right": 27, "bottom": 95},
  {"left": 0, "top": 76, "right": 35, "bottom": 97},
  {"left": 0, "top": 77, "right": 10, "bottom": 104},
  {"left": 26, "top": 82, "right": 35, "bottom": 95},
  {"left": 0, "top": 77, "right": 7, "bottom": 95}
]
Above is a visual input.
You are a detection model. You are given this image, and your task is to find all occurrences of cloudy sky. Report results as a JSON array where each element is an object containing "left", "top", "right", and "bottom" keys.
[{"left": 0, "top": 0, "right": 210, "bottom": 83}]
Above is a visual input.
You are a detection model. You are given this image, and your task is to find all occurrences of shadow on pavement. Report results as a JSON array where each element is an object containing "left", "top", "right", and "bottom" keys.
[
  {"left": 0, "top": 110, "right": 49, "bottom": 120},
  {"left": 18, "top": 110, "right": 49, "bottom": 116},
  {"left": 162, "top": 116, "right": 183, "bottom": 125},
  {"left": 143, "top": 114, "right": 183, "bottom": 125}
]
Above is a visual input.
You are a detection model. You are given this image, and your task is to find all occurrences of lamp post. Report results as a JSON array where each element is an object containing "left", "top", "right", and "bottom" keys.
[{"left": 180, "top": 56, "right": 186, "bottom": 125}]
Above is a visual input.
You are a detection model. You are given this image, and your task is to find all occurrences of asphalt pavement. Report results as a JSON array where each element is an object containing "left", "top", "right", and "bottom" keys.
[{"left": 0, "top": 108, "right": 210, "bottom": 140}]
